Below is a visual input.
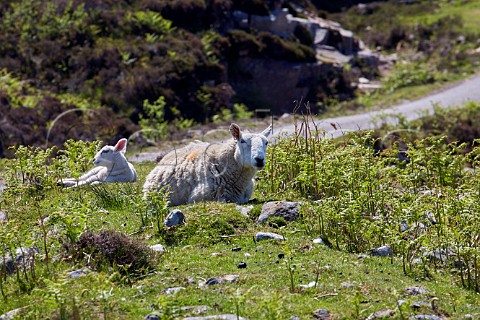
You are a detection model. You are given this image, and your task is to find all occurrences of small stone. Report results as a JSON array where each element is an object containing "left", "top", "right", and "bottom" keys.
[
  {"left": 67, "top": 269, "right": 89, "bottom": 279},
  {"left": 313, "top": 309, "right": 331, "bottom": 320},
  {"left": 179, "top": 305, "right": 211, "bottom": 314},
  {"left": 150, "top": 244, "right": 165, "bottom": 253},
  {"left": 371, "top": 245, "right": 392, "bottom": 257},
  {"left": 257, "top": 201, "right": 300, "bottom": 224},
  {"left": 366, "top": 309, "right": 396, "bottom": 320},
  {"left": 358, "top": 77, "right": 370, "bottom": 84},
  {"left": 0, "top": 211, "right": 7, "bottom": 222},
  {"left": 405, "top": 285, "right": 427, "bottom": 296},
  {"left": 244, "top": 253, "right": 251, "bottom": 258},
  {"left": 235, "top": 205, "right": 254, "bottom": 217},
  {"left": 145, "top": 314, "right": 161, "bottom": 320},
  {"left": 205, "top": 274, "right": 239, "bottom": 286},
  {"left": 413, "top": 315, "right": 442, "bottom": 320},
  {"left": 163, "top": 209, "right": 185, "bottom": 227},
  {"left": 255, "top": 232, "right": 286, "bottom": 241},
  {"left": 299, "top": 281, "right": 316, "bottom": 288},
  {"left": 183, "top": 314, "right": 247, "bottom": 320},
  {"left": 340, "top": 282, "right": 355, "bottom": 288},
  {"left": 290, "top": 317, "right": 300, "bottom": 320},
  {"left": 0, "top": 247, "right": 40, "bottom": 274},
  {"left": 425, "top": 211, "right": 437, "bottom": 225},
  {"left": 232, "top": 247, "right": 241, "bottom": 252},
  {"left": 0, "top": 307, "right": 24, "bottom": 320},
  {"left": 400, "top": 221, "right": 409, "bottom": 232},
  {"left": 237, "top": 262, "right": 247, "bottom": 269},
  {"left": 162, "top": 287, "right": 185, "bottom": 295}
]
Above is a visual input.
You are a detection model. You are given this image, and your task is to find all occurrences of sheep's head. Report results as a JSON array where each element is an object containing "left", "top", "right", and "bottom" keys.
[
  {"left": 230, "top": 123, "right": 272, "bottom": 170},
  {"left": 93, "top": 138, "right": 128, "bottom": 167}
]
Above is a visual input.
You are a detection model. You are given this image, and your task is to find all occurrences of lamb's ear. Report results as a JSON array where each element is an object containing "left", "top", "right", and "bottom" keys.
[
  {"left": 114, "top": 138, "right": 128, "bottom": 153},
  {"left": 261, "top": 124, "right": 272, "bottom": 138},
  {"left": 230, "top": 123, "right": 242, "bottom": 141}
]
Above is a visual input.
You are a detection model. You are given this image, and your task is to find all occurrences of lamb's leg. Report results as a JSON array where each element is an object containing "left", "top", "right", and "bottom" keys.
[
  {"left": 77, "top": 167, "right": 106, "bottom": 185},
  {"left": 59, "top": 167, "right": 105, "bottom": 187}
]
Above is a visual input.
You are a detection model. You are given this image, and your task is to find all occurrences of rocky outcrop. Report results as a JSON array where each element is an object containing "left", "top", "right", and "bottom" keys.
[{"left": 231, "top": 9, "right": 380, "bottom": 114}]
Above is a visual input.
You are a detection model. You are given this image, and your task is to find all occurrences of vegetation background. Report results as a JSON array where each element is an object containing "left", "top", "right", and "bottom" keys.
[{"left": 1, "top": 0, "right": 480, "bottom": 319}]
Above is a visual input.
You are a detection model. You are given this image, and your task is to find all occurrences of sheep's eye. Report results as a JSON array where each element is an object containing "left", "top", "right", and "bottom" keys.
[
  {"left": 240, "top": 139, "right": 246, "bottom": 144},
  {"left": 101, "top": 149, "right": 109, "bottom": 154},
  {"left": 265, "top": 141, "right": 269, "bottom": 146}
]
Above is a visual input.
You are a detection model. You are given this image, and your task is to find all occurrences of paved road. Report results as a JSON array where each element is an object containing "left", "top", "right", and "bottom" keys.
[{"left": 276, "top": 73, "right": 480, "bottom": 138}]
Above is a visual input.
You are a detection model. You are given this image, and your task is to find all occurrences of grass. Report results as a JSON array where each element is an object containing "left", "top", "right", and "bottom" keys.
[
  {"left": 3, "top": 104, "right": 480, "bottom": 318},
  {"left": 399, "top": 0, "right": 480, "bottom": 36}
]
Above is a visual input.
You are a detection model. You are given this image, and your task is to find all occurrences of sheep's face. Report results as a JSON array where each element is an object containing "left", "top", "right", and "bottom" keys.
[
  {"left": 230, "top": 123, "right": 272, "bottom": 169},
  {"left": 93, "top": 138, "right": 128, "bottom": 167}
]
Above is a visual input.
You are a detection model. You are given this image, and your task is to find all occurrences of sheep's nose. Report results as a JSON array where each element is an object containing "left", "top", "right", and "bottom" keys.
[{"left": 254, "top": 157, "right": 264, "bottom": 168}]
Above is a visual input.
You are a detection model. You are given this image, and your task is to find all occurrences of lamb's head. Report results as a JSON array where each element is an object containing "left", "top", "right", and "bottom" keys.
[
  {"left": 230, "top": 123, "right": 272, "bottom": 170},
  {"left": 93, "top": 138, "right": 128, "bottom": 167}
]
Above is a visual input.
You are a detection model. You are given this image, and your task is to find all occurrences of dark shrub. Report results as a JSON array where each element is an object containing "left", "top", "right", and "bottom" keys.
[
  {"left": 227, "top": 29, "right": 264, "bottom": 58},
  {"left": 258, "top": 32, "right": 316, "bottom": 62},
  {"left": 74, "top": 230, "right": 157, "bottom": 275},
  {"left": 293, "top": 24, "right": 314, "bottom": 47}
]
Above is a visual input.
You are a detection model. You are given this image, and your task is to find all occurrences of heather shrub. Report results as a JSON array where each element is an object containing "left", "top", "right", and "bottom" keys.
[{"left": 73, "top": 230, "right": 157, "bottom": 276}]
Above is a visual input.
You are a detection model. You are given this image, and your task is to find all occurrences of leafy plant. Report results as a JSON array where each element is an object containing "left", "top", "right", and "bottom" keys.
[{"left": 384, "top": 61, "right": 438, "bottom": 92}]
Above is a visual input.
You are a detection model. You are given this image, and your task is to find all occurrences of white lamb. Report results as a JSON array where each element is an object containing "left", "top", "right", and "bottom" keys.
[
  {"left": 59, "top": 138, "right": 137, "bottom": 187},
  {"left": 143, "top": 123, "right": 272, "bottom": 206}
]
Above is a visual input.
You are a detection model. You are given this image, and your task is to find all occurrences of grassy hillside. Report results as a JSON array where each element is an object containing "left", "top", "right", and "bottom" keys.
[{"left": 2, "top": 102, "right": 480, "bottom": 318}]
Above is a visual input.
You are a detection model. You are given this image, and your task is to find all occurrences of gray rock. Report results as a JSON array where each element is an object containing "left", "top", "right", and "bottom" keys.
[
  {"left": 255, "top": 232, "right": 286, "bottom": 241},
  {"left": 163, "top": 209, "right": 185, "bottom": 227},
  {"left": 313, "top": 309, "right": 332, "bottom": 320},
  {"left": 67, "top": 269, "right": 89, "bottom": 279},
  {"left": 290, "top": 317, "right": 300, "bottom": 320},
  {"left": 235, "top": 205, "right": 254, "bottom": 218},
  {"left": 144, "top": 314, "right": 161, "bottom": 320},
  {"left": 400, "top": 221, "right": 409, "bottom": 232},
  {"left": 0, "top": 211, "right": 7, "bottom": 222},
  {"left": 366, "top": 309, "right": 396, "bottom": 319},
  {"left": 413, "top": 315, "right": 442, "bottom": 320},
  {"left": 257, "top": 201, "right": 300, "bottom": 224},
  {"left": 179, "top": 305, "right": 211, "bottom": 314},
  {"left": 405, "top": 286, "right": 427, "bottom": 296},
  {"left": 150, "top": 244, "right": 166, "bottom": 253},
  {"left": 425, "top": 211, "right": 437, "bottom": 225},
  {"left": 183, "top": 315, "right": 246, "bottom": 320},
  {"left": 205, "top": 274, "right": 239, "bottom": 286},
  {"left": 423, "top": 248, "right": 454, "bottom": 263},
  {"left": 0, "top": 308, "right": 24, "bottom": 320},
  {"left": 299, "top": 281, "right": 316, "bottom": 288},
  {"left": 340, "top": 282, "right": 356, "bottom": 288},
  {"left": 0, "top": 247, "right": 40, "bottom": 274},
  {"left": 371, "top": 245, "right": 392, "bottom": 257}
]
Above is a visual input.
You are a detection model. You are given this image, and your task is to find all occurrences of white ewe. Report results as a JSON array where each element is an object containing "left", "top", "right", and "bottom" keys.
[
  {"left": 59, "top": 138, "right": 137, "bottom": 187},
  {"left": 143, "top": 123, "right": 272, "bottom": 205}
]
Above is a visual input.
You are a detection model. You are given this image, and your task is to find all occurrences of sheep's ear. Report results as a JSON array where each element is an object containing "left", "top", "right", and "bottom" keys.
[
  {"left": 261, "top": 124, "right": 272, "bottom": 138},
  {"left": 230, "top": 123, "right": 242, "bottom": 141},
  {"left": 114, "top": 138, "right": 128, "bottom": 153}
]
